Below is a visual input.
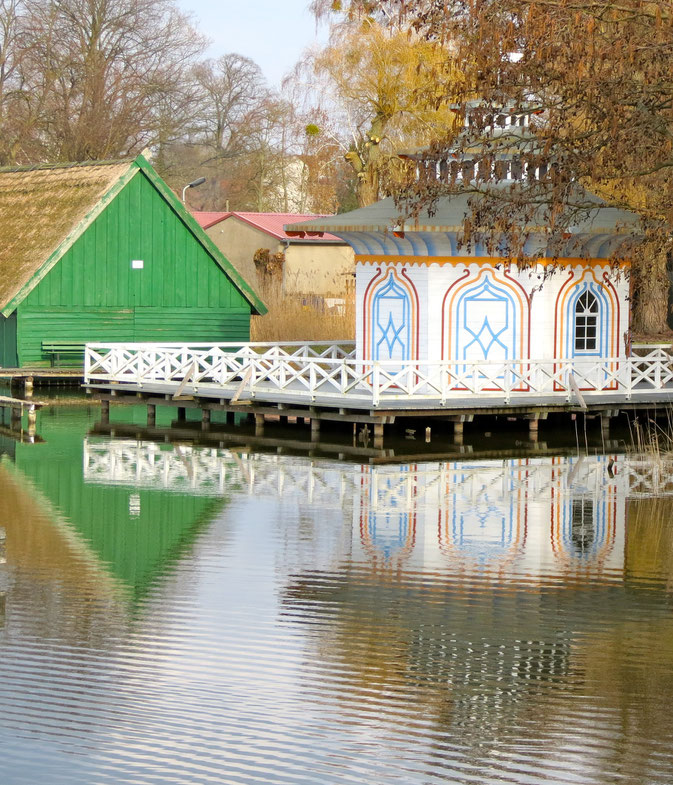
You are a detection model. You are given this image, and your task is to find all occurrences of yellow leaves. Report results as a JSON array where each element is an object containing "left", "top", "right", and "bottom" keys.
[
  {"left": 315, "top": 20, "right": 463, "bottom": 122},
  {"left": 312, "top": 19, "right": 465, "bottom": 204}
]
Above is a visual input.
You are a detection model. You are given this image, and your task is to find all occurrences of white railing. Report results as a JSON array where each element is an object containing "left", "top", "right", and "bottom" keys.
[{"left": 84, "top": 342, "right": 673, "bottom": 407}]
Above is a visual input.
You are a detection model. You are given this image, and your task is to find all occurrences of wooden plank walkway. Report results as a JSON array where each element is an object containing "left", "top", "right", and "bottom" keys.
[
  {"left": 0, "top": 394, "right": 47, "bottom": 411},
  {"left": 86, "top": 379, "right": 673, "bottom": 412},
  {"left": 0, "top": 368, "right": 82, "bottom": 378}
]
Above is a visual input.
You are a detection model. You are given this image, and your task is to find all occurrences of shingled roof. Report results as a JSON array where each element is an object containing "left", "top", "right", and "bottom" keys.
[{"left": 0, "top": 157, "right": 266, "bottom": 316}]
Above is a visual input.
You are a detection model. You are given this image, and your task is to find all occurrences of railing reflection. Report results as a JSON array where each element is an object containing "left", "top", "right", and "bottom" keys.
[{"left": 83, "top": 437, "right": 673, "bottom": 583}]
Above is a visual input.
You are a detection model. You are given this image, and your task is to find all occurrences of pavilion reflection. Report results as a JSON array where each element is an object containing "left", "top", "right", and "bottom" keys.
[
  {"left": 275, "top": 455, "right": 673, "bottom": 782},
  {"left": 352, "top": 455, "right": 628, "bottom": 582}
]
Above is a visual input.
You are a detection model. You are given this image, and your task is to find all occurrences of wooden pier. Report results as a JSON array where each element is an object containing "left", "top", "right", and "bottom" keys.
[
  {"left": 0, "top": 394, "right": 46, "bottom": 441},
  {"left": 0, "top": 368, "right": 83, "bottom": 397},
  {"left": 84, "top": 341, "right": 673, "bottom": 448}
]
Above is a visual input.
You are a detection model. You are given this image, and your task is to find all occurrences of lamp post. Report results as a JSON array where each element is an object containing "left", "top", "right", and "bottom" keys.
[{"left": 181, "top": 176, "right": 206, "bottom": 204}]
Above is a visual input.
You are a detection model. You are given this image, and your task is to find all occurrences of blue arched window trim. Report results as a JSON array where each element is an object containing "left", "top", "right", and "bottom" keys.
[
  {"left": 371, "top": 272, "right": 411, "bottom": 361},
  {"left": 454, "top": 275, "right": 518, "bottom": 362},
  {"left": 565, "top": 282, "right": 610, "bottom": 358}
]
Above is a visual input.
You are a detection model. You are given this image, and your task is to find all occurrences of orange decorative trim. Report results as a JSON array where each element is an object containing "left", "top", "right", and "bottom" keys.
[{"left": 355, "top": 254, "right": 631, "bottom": 268}]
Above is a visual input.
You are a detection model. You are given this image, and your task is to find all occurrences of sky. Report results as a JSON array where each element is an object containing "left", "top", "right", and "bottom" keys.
[{"left": 176, "top": 0, "right": 330, "bottom": 89}]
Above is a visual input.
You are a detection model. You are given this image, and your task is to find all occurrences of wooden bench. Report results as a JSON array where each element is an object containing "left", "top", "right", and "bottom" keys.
[{"left": 41, "top": 341, "right": 85, "bottom": 367}]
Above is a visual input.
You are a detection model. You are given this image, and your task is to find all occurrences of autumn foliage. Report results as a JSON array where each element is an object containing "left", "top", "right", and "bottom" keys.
[{"left": 312, "top": 0, "right": 673, "bottom": 333}]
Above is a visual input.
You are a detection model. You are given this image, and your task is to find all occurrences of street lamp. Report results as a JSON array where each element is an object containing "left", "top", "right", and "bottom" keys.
[{"left": 181, "top": 176, "right": 206, "bottom": 203}]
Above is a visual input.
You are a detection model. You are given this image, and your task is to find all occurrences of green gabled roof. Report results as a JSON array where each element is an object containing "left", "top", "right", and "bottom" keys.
[{"left": 0, "top": 155, "right": 267, "bottom": 317}]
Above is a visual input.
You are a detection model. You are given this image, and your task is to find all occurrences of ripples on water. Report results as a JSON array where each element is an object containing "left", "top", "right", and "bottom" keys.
[{"left": 0, "top": 407, "right": 673, "bottom": 784}]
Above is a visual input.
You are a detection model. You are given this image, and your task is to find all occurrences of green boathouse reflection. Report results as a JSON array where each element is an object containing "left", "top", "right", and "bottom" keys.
[{"left": 1, "top": 411, "right": 230, "bottom": 604}]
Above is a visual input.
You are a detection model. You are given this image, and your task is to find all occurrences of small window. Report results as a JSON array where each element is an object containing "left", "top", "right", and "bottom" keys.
[
  {"left": 461, "top": 160, "right": 475, "bottom": 180},
  {"left": 574, "top": 290, "right": 599, "bottom": 352}
]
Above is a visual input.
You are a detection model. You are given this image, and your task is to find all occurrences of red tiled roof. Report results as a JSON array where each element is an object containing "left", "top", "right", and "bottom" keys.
[
  {"left": 192, "top": 211, "right": 229, "bottom": 230},
  {"left": 192, "top": 211, "right": 344, "bottom": 242}
]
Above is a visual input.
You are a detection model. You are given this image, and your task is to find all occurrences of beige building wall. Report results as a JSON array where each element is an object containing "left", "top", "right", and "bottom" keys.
[
  {"left": 205, "top": 217, "right": 354, "bottom": 299},
  {"left": 284, "top": 244, "right": 354, "bottom": 297},
  {"left": 204, "top": 220, "right": 280, "bottom": 293}
]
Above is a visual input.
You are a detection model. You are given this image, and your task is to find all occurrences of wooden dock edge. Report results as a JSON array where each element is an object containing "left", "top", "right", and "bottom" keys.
[{"left": 86, "top": 385, "right": 673, "bottom": 451}]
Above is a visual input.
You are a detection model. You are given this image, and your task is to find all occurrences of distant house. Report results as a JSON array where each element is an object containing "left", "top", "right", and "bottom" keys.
[
  {"left": 193, "top": 211, "right": 354, "bottom": 300},
  {"left": 0, "top": 156, "right": 265, "bottom": 368}
]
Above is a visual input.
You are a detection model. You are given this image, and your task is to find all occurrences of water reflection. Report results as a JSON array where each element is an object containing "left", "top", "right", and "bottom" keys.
[
  {"left": 1, "top": 412, "right": 673, "bottom": 784},
  {"left": 83, "top": 440, "right": 665, "bottom": 584},
  {"left": 0, "top": 525, "right": 6, "bottom": 629},
  {"left": 4, "top": 425, "right": 228, "bottom": 605}
]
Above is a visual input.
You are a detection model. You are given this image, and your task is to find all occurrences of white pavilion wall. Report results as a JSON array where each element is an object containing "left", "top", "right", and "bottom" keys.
[{"left": 356, "top": 259, "right": 630, "bottom": 367}]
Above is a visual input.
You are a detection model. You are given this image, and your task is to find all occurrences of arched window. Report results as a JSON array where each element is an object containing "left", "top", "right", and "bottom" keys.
[
  {"left": 454, "top": 274, "right": 518, "bottom": 363},
  {"left": 371, "top": 272, "right": 411, "bottom": 361},
  {"left": 574, "top": 290, "right": 599, "bottom": 353}
]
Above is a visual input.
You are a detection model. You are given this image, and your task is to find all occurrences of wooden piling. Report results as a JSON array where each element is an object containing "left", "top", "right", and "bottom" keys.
[
  {"left": 528, "top": 417, "right": 539, "bottom": 442},
  {"left": 600, "top": 414, "right": 611, "bottom": 437},
  {"left": 373, "top": 421, "right": 384, "bottom": 448},
  {"left": 27, "top": 406, "right": 36, "bottom": 437}
]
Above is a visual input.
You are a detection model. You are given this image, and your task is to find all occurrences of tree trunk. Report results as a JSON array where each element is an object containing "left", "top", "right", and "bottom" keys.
[{"left": 630, "top": 252, "right": 672, "bottom": 338}]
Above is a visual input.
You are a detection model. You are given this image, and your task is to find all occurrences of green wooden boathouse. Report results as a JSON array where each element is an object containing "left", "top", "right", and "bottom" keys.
[{"left": 0, "top": 155, "right": 266, "bottom": 368}]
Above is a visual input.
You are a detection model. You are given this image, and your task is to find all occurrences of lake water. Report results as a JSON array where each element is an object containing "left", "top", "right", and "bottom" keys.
[{"left": 1, "top": 406, "right": 673, "bottom": 784}]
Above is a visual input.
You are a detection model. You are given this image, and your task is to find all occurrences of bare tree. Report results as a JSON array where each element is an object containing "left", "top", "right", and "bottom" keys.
[
  {"left": 190, "top": 53, "right": 268, "bottom": 164},
  {"left": 0, "top": 0, "right": 206, "bottom": 162},
  {"left": 0, "top": 0, "right": 45, "bottom": 163}
]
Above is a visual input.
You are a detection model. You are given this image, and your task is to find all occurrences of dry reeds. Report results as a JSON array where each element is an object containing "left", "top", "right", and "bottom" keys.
[
  {"left": 251, "top": 285, "right": 355, "bottom": 343},
  {"left": 628, "top": 409, "right": 673, "bottom": 459}
]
